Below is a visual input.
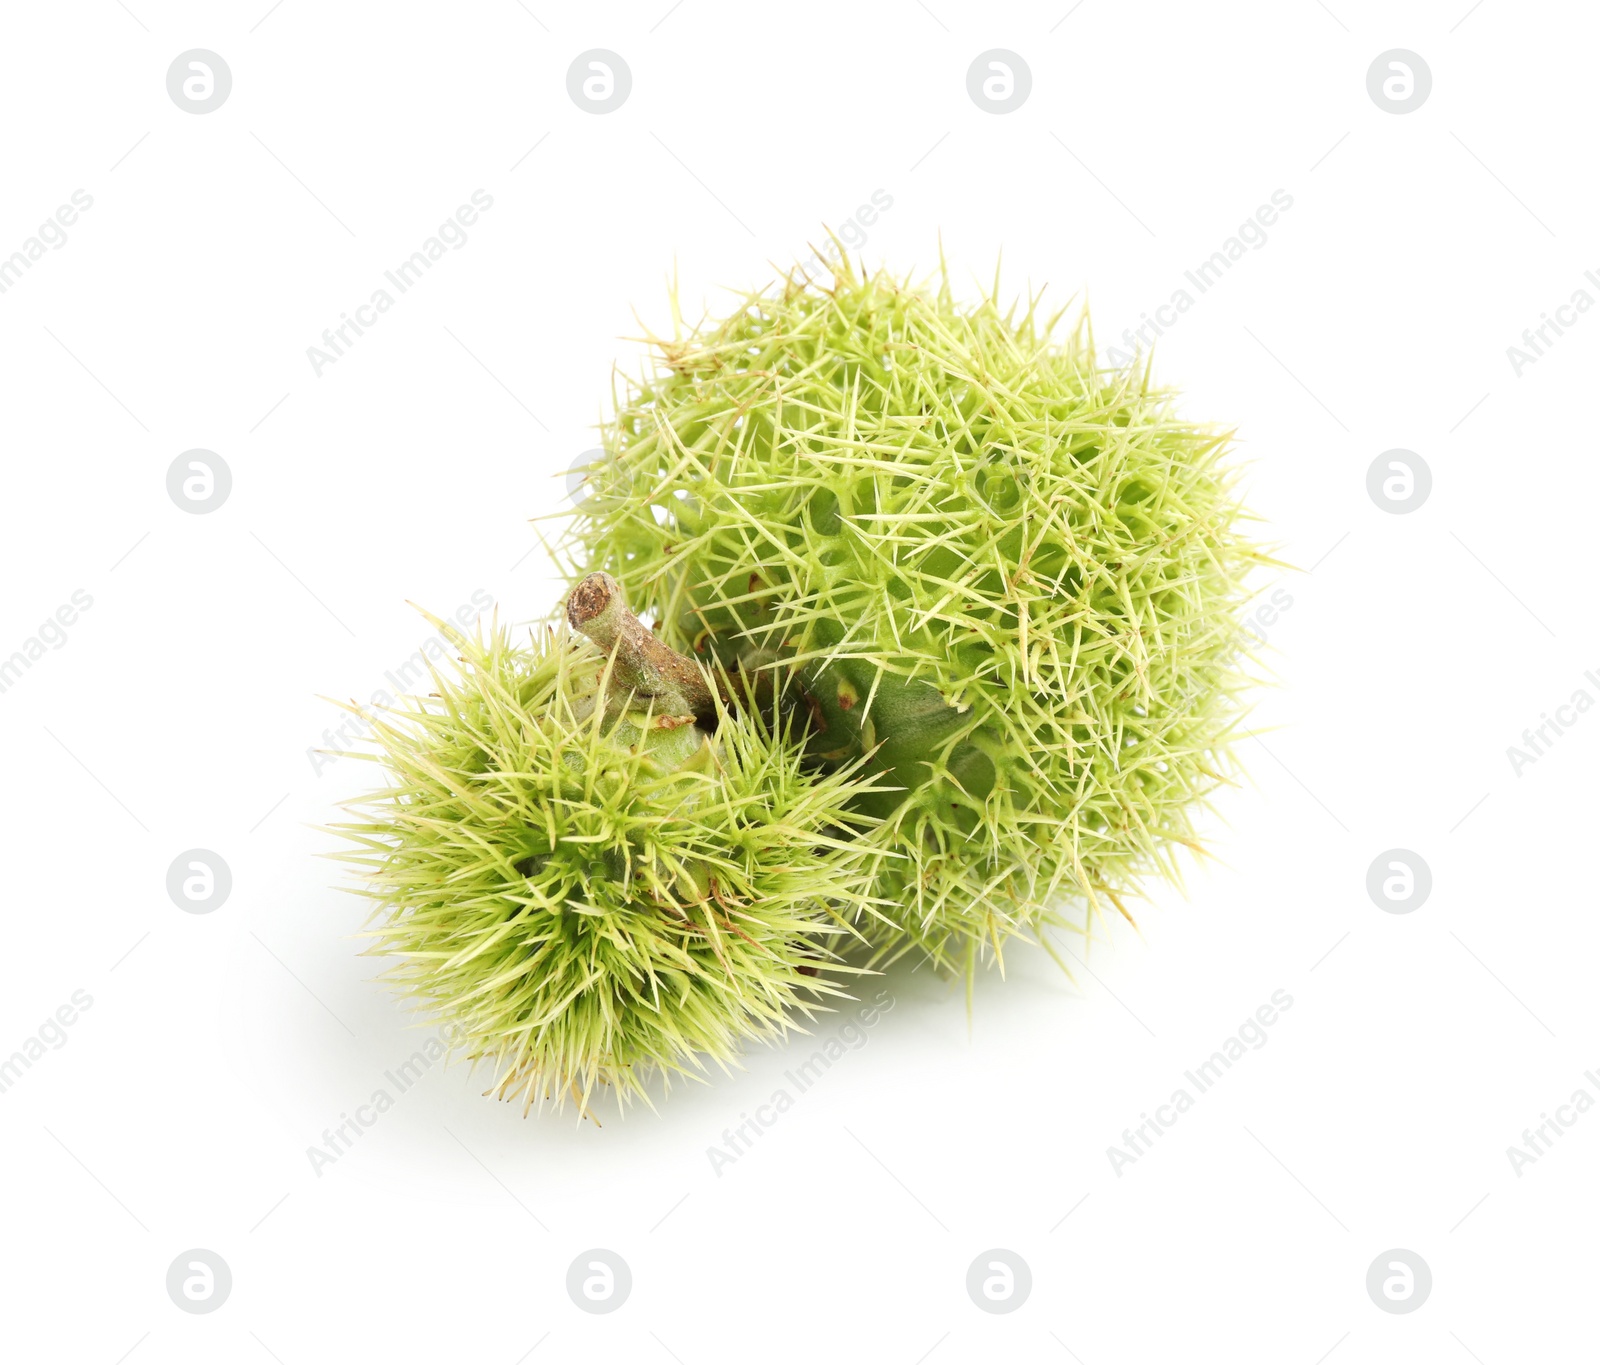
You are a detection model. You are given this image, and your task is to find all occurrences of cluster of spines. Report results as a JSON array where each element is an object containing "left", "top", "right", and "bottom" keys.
[
  {"left": 575, "top": 255, "right": 1266, "bottom": 972},
  {"left": 331, "top": 612, "right": 882, "bottom": 1115}
]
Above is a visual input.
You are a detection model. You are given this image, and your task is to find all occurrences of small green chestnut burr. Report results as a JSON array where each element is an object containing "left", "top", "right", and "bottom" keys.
[{"left": 332, "top": 575, "right": 883, "bottom": 1117}]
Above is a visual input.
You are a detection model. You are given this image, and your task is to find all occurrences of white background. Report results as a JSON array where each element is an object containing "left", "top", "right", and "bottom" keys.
[{"left": 1, "top": 1, "right": 1595, "bottom": 1361}]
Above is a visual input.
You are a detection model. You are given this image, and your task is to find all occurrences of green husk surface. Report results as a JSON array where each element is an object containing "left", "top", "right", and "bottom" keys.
[
  {"left": 569, "top": 254, "right": 1267, "bottom": 976},
  {"left": 331, "top": 612, "right": 883, "bottom": 1116}
]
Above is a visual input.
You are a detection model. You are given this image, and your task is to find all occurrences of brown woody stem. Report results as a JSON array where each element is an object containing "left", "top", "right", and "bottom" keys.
[{"left": 567, "top": 572, "right": 715, "bottom": 720}]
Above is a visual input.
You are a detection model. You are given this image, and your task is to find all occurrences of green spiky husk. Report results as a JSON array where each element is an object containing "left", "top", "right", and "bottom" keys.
[
  {"left": 569, "top": 257, "right": 1266, "bottom": 974},
  {"left": 331, "top": 614, "right": 882, "bottom": 1116}
]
